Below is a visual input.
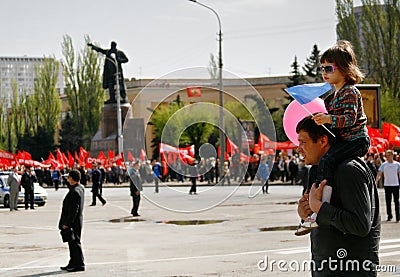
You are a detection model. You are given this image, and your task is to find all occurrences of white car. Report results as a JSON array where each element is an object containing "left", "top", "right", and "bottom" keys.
[{"left": 0, "top": 173, "right": 48, "bottom": 208}]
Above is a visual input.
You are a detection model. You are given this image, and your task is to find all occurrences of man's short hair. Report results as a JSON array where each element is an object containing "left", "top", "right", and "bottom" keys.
[
  {"left": 386, "top": 149, "right": 394, "bottom": 155},
  {"left": 296, "top": 115, "right": 336, "bottom": 145},
  {"left": 69, "top": 170, "right": 81, "bottom": 182}
]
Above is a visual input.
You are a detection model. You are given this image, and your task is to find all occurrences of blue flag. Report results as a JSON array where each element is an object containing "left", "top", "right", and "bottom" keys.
[{"left": 285, "top": 82, "right": 332, "bottom": 105}]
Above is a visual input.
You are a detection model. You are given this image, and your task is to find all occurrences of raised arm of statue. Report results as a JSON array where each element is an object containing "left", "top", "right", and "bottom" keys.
[{"left": 87, "top": 43, "right": 107, "bottom": 55}]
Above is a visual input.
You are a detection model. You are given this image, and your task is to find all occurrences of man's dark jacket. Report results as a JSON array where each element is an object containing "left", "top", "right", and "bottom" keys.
[
  {"left": 311, "top": 157, "right": 381, "bottom": 276},
  {"left": 58, "top": 184, "right": 85, "bottom": 237},
  {"left": 129, "top": 167, "right": 142, "bottom": 195}
]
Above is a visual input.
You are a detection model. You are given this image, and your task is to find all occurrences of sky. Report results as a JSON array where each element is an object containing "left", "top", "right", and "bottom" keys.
[{"left": 1, "top": 0, "right": 362, "bottom": 79}]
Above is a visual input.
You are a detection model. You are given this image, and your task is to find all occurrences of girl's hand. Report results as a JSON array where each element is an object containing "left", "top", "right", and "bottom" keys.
[
  {"left": 312, "top": 113, "right": 332, "bottom": 125},
  {"left": 309, "top": 180, "right": 327, "bottom": 213}
]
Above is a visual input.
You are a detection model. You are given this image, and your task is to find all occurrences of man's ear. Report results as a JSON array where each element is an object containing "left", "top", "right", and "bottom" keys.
[{"left": 319, "top": 135, "right": 329, "bottom": 147}]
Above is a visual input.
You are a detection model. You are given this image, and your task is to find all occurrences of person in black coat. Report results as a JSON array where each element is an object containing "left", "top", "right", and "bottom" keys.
[
  {"left": 90, "top": 163, "right": 106, "bottom": 206},
  {"left": 189, "top": 160, "right": 199, "bottom": 195},
  {"left": 21, "top": 167, "right": 36, "bottom": 210},
  {"left": 58, "top": 170, "right": 85, "bottom": 272},
  {"left": 128, "top": 161, "right": 143, "bottom": 216}
]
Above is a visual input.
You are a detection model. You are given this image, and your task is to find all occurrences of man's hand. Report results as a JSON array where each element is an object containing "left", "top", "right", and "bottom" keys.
[
  {"left": 312, "top": 113, "right": 332, "bottom": 125},
  {"left": 62, "top": 225, "right": 69, "bottom": 230},
  {"left": 309, "top": 180, "right": 327, "bottom": 214},
  {"left": 297, "top": 191, "right": 312, "bottom": 220}
]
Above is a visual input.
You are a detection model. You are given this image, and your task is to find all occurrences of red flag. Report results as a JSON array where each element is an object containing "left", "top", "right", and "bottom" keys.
[
  {"left": 97, "top": 151, "right": 107, "bottom": 165},
  {"left": 48, "top": 152, "right": 55, "bottom": 161},
  {"left": 108, "top": 150, "right": 115, "bottom": 159},
  {"left": 367, "top": 126, "right": 383, "bottom": 138},
  {"left": 240, "top": 152, "right": 250, "bottom": 162},
  {"left": 161, "top": 161, "right": 168, "bottom": 176},
  {"left": 386, "top": 122, "right": 400, "bottom": 147},
  {"left": 186, "top": 87, "right": 202, "bottom": 97},
  {"left": 117, "top": 153, "right": 124, "bottom": 166},
  {"left": 140, "top": 149, "right": 146, "bottom": 161},
  {"left": 56, "top": 149, "right": 65, "bottom": 168},
  {"left": 23, "top": 151, "right": 32, "bottom": 160},
  {"left": 74, "top": 151, "right": 79, "bottom": 161},
  {"left": 226, "top": 137, "right": 239, "bottom": 155},
  {"left": 79, "top": 146, "right": 88, "bottom": 159},
  {"left": 382, "top": 123, "right": 390, "bottom": 139},
  {"left": 276, "top": 141, "right": 297, "bottom": 150},
  {"left": 62, "top": 152, "right": 69, "bottom": 165},
  {"left": 167, "top": 153, "right": 174, "bottom": 164},
  {"left": 67, "top": 151, "right": 75, "bottom": 168},
  {"left": 127, "top": 150, "right": 135, "bottom": 162},
  {"left": 161, "top": 152, "right": 166, "bottom": 162}
]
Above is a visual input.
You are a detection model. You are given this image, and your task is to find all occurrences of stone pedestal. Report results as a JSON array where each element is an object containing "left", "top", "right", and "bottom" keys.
[{"left": 90, "top": 103, "right": 132, "bottom": 157}]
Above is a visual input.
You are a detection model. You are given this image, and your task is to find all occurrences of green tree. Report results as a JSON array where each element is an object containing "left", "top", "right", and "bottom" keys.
[
  {"left": 33, "top": 57, "right": 61, "bottom": 134},
  {"left": 59, "top": 112, "right": 83, "bottom": 153},
  {"left": 149, "top": 99, "right": 219, "bottom": 160},
  {"left": 336, "top": 0, "right": 400, "bottom": 124},
  {"left": 61, "top": 34, "right": 103, "bottom": 150},
  {"left": 336, "top": 0, "right": 364, "bottom": 67},
  {"left": 0, "top": 96, "right": 6, "bottom": 149},
  {"left": 287, "top": 56, "right": 305, "bottom": 87},
  {"left": 10, "top": 83, "right": 25, "bottom": 151},
  {"left": 360, "top": 0, "right": 400, "bottom": 98},
  {"left": 303, "top": 44, "right": 323, "bottom": 82},
  {"left": 17, "top": 56, "right": 61, "bottom": 159},
  {"left": 148, "top": 101, "right": 183, "bottom": 159}
]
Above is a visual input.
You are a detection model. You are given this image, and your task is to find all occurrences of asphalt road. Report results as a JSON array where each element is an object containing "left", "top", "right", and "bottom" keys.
[{"left": 0, "top": 183, "right": 399, "bottom": 276}]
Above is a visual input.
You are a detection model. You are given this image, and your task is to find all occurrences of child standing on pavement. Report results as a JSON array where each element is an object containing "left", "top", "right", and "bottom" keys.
[{"left": 296, "top": 40, "right": 370, "bottom": 235}]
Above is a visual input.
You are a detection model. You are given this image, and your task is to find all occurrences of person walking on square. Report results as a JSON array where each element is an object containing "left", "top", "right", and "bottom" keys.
[
  {"left": 152, "top": 159, "right": 162, "bottom": 193},
  {"left": 128, "top": 161, "right": 142, "bottom": 216},
  {"left": 59, "top": 170, "right": 85, "bottom": 272},
  {"left": 257, "top": 156, "right": 270, "bottom": 194},
  {"left": 189, "top": 160, "right": 199, "bottom": 195},
  {"left": 299, "top": 40, "right": 370, "bottom": 232},
  {"left": 52, "top": 168, "right": 61, "bottom": 191},
  {"left": 21, "top": 166, "right": 36, "bottom": 210},
  {"left": 376, "top": 149, "right": 400, "bottom": 222},
  {"left": 89, "top": 163, "right": 106, "bottom": 206},
  {"left": 7, "top": 167, "right": 20, "bottom": 211},
  {"left": 288, "top": 156, "right": 299, "bottom": 185}
]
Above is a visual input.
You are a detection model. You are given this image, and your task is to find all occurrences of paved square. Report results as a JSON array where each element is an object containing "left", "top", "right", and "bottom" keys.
[{"left": 0, "top": 184, "right": 398, "bottom": 276}]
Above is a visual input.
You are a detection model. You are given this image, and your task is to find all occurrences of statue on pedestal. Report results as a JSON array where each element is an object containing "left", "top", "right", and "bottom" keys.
[{"left": 88, "top": 41, "right": 129, "bottom": 104}]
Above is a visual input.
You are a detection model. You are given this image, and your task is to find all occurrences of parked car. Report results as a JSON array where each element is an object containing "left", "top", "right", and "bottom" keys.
[
  {"left": 0, "top": 173, "right": 48, "bottom": 208},
  {"left": 29, "top": 182, "right": 48, "bottom": 206}
]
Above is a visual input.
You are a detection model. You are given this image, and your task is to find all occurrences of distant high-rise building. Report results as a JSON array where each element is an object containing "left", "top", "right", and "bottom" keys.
[{"left": 0, "top": 56, "right": 64, "bottom": 101}]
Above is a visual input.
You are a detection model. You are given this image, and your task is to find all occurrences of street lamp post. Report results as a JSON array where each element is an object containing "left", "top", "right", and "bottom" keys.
[{"left": 188, "top": 0, "right": 225, "bottom": 171}]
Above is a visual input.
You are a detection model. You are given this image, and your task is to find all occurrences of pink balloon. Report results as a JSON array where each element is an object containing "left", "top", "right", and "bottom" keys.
[{"left": 283, "top": 98, "right": 327, "bottom": 146}]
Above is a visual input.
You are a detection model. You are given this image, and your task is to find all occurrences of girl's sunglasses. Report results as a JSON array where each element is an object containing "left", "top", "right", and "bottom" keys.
[{"left": 319, "top": 65, "right": 338, "bottom": 74}]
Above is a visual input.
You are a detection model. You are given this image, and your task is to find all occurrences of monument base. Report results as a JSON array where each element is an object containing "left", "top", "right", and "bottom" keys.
[{"left": 90, "top": 102, "right": 132, "bottom": 157}]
